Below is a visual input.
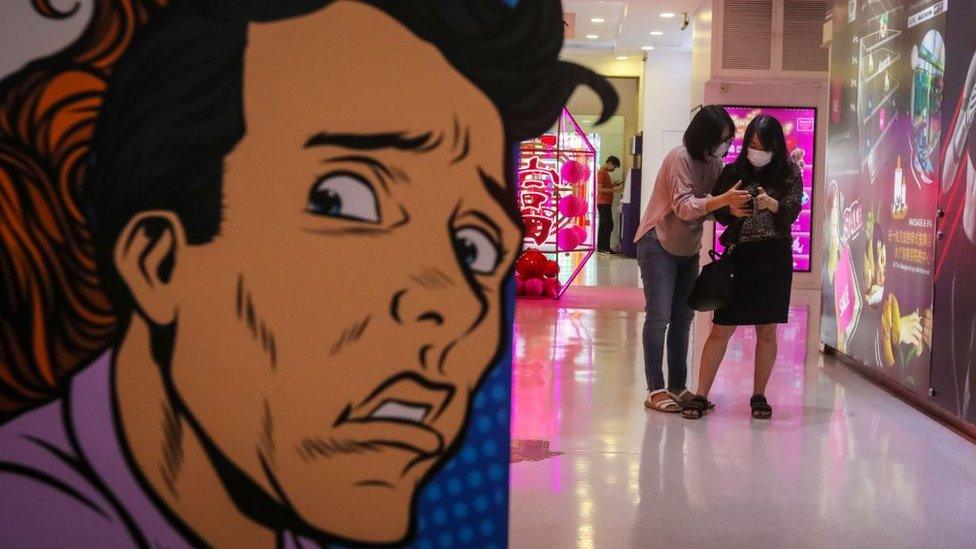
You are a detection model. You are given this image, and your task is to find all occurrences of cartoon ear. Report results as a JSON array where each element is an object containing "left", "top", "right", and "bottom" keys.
[{"left": 114, "top": 211, "right": 185, "bottom": 325}]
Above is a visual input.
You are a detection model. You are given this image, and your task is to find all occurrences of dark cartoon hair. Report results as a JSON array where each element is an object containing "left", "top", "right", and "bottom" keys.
[
  {"left": 606, "top": 156, "right": 621, "bottom": 167},
  {"left": 0, "top": 0, "right": 617, "bottom": 414},
  {"left": 684, "top": 105, "right": 735, "bottom": 162},
  {"left": 730, "top": 114, "right": 793, "bottom": 186}
]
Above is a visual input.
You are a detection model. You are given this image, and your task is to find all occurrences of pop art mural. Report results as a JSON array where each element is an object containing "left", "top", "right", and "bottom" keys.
[
  {"left": 931, "top": 0, "right": 976, "bottom": 424},
  {"left": 0, "top": 1, "right": 617, "bottom": 546},
  {"left": 822, "top": 0, "right": 944, "bottom": 391},
  {"left": 824, "top": 0, "right": 976, "bottom": 430}
]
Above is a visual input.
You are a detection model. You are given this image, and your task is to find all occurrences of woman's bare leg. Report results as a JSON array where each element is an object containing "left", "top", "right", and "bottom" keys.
[
  {"left": 754, "top": 324, "right": 779, "bottom": 395},
  {"left": 696, "top": 324, "right": 737, "bottom": 397}
]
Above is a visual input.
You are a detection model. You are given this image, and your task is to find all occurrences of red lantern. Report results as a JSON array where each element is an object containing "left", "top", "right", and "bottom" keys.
[{"left": 556, "top": 228, "right": 582, "bottom": 251}]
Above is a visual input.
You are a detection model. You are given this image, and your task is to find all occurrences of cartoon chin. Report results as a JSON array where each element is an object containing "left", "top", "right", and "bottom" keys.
[
  {"left": 290, "top": 469, "right": 415, "bottom": 544},
  {"left": 278, "top": 437, "right": 445, "bottom": 539}
]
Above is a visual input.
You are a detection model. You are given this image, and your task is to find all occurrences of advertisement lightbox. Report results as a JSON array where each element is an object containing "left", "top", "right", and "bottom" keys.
[{"left": 713, "top": 105, "right": 818, "bottom": 273}]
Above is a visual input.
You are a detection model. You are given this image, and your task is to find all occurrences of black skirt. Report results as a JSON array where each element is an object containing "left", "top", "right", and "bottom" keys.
[{"left": 713, "top": 239, "right": 793, "bottom": 326}]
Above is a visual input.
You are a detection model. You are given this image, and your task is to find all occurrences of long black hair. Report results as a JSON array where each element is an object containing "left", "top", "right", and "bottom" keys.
[
  {"left": 684, "top": 105, "right": 734, "bottom": 161},
  {"left": 730, "top": 114, "right": 793, "bottom": 187}
]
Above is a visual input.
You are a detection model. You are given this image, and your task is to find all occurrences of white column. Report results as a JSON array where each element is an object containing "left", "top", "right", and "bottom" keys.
[{"left": 640, "top": 51, "right": 693, "bottom": 213}]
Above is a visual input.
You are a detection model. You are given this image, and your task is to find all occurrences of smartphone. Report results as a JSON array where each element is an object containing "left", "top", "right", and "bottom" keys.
[{"left": 746, "top": 189, "right": 758, "bottom": 215}]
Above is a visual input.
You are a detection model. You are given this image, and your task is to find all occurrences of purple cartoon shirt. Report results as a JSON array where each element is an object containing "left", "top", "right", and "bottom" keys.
[{"left": 0, "top": 353, "right": 316, "bottom": 548}]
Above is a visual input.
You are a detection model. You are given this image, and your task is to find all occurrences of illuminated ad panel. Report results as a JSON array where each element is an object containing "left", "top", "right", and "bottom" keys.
[{"left": 713, "top": 106, "right": 818, "bottom": 273}]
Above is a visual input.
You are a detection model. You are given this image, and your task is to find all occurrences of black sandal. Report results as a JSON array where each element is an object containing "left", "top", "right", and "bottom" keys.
[
  {"left": 670, "top": 389, "right": 716, "bottom": 410},
  {"left": 681, "top": 395, "right": 710, "bottom": 419},
  {"left": 750, "top": 395, "right": 772, "bottom": 419}
]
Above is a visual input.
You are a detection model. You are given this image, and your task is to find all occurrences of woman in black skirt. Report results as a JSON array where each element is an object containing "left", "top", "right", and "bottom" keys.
[{"left": 682, "top": 115, "right": 803, "bottom": 420}]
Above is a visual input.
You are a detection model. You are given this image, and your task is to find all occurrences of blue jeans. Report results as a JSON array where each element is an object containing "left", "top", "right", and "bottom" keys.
[{"left": 637, "top": 230, "right": 699, "bottom": 392}]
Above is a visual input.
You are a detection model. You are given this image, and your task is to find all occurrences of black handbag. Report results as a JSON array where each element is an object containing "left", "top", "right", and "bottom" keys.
[{"left": 688, "top": 248, "right": 736, "bottom": 312}]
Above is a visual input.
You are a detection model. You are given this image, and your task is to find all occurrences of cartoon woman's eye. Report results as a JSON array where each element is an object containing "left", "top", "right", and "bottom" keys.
[
  {"left": 307, "top": 173, "right": 379, "bottom": 222},
  {"left": 453, "top": 227, "right": 501, "bottom": 275}
]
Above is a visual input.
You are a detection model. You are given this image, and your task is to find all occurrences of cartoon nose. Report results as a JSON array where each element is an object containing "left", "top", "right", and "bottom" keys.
[
  {"left": 391, "top": 269, "right": 483, "bottom": 360},
  {"left": 415, "top": 311, "right": 445, "bottom": 326}
]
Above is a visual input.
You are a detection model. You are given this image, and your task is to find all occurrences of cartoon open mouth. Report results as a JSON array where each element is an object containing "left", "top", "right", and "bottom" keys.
[
  {"left": 369, "top": 401, "right": 431, "bottom": 423},
  {"left": 335, "top": 373, "right": 455, "bottom": 458}
]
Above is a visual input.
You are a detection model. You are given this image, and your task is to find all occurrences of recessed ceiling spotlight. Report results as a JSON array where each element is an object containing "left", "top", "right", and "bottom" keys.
[
  {"left": 586, "top": 34, "right": 599, "bottom": 39},
  {"left": 616, "top": 56, "right": 628, "bottom": 60},
  {"left": 590, "top": 17, "right": 605, "bottom": 23},
  {"left": 641, "top": 46, "right": 655, "bottom": 51},
  {"left": 649, "top": 31, "right": 664, "bottom": 36},
  {"left": 660, "top": 12, "right": 676, "bottom": 18}
]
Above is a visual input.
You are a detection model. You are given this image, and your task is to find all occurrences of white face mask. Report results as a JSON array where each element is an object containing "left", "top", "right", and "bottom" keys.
[
  {"left": 712, "top": 140, "right": 732, "bottom": 158},
  {"left": 747, "top": 148, "right": 774, "bottom": 168}
]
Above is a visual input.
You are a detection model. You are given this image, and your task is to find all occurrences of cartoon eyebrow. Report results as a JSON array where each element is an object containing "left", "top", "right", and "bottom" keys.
[
  {"left": 305, "top": 132, "right": 441, "bottom": 152},
  {"left": 479, "top": 169, "right": 521, "bottom": 226},
  {"left": 327, "top": 154, "right": 402, "bottom": 190}
]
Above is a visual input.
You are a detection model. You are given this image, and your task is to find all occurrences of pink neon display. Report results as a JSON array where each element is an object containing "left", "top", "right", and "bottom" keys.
[
  {"left": 713, "top": 106, "right": 818, "bottom": 272},
  {"left": 515, "top": 109, "right": 596, "bottom": 299}
]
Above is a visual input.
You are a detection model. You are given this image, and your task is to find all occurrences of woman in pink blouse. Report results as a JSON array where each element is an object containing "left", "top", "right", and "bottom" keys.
[{"left": 634, "top": 106, "right": 752, "bottom": 413}]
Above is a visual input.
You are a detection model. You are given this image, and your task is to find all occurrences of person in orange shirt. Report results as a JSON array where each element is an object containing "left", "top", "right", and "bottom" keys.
[{"left": 597, "top": 156, "right": 623, "bottom": 253}]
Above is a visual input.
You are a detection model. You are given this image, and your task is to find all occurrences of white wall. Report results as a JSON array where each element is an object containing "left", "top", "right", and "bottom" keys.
[
  {"left": 640, "top": 51, "right": 693, "bottom": 213},
  {"left": 690, "top": 2, "right": 714, "bottom": 110},
  {"left": 561, "top": 54, "right": 644, "bottom": 79},
  {"left": 565, "top": 77, "right": 641, "bottom": 169}
]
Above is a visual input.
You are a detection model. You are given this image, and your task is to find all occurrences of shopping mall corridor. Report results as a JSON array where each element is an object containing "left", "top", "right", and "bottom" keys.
[{"left": 509, "top": 256, "right": 976, "bottom": 548}]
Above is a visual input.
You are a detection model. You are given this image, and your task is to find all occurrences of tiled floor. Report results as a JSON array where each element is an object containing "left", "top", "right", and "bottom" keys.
[{"left": 510, "top": 254, "right": 976, "bottom": 548}]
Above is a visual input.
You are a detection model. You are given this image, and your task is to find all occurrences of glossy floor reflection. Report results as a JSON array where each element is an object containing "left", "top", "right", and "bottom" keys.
[{"left": 510, "top": 255, "right": 976, "bottom": 548}]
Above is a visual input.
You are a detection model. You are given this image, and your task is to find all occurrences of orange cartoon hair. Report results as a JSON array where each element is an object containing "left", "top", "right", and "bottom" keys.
[{"left": 0, "top": 0, "right": 166, "bottom": 414}]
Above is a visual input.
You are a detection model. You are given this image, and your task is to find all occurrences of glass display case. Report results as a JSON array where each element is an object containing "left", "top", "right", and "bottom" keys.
[
  {"left": 515, "top": 109, "right": 596, "bottom": 299},
  {"left": 858, "top": 0, "right": 904, "bottom": 182},
  {"left": 910, "top": 29, "right": 945, "bottom": 184}
]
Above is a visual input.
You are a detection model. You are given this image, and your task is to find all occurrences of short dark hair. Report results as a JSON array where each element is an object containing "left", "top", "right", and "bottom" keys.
[
  {"left": 606, "top": 156, "right": 621, "bottom": 167},
  {"left": 731, "top": 114, "right": 792, "bottom": 184},
  {"left": 683, "top": 105, "right": 734, "bottom": 162},
  {"left": 87, "top": 0, "right": 619, "bottom": 312}
]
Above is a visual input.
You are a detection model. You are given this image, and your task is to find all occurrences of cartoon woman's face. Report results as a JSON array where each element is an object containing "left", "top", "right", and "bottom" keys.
[{"left": 159, "top": 2, "right": 520, "bottom": 543}]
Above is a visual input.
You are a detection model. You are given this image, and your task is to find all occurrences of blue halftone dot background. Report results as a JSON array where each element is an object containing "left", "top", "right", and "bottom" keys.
[
  {"left": 410, "top": 280, "right": 513, "bottom": 548},
  {"left": 408, "top": 3, "right": 520, "bottom": 544}
]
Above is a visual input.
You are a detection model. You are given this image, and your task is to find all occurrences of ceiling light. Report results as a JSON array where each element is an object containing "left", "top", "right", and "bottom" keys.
[
  {"left": 660, "top": 12, "right": 676, "bottom": 18},
  {"left": 590, "top": 17, "right": 605, "bottom": 23},
  {"left": 642, "top": 46, "right": 655, "bottom": 50},
  {"left": 586, "top": 34, "right": 599, "bottom": 39},
  {"left": 649, "top": 31, "right": 664, "bottom": 36},
  {"left": 616, "top": 56, "right": 628, "bottom": 60}
]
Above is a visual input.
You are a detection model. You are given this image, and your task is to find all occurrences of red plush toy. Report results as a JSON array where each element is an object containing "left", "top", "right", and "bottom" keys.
[
  {"left": 516, "top": 250, "right": 548, "bottom": 279},
  {"left": 544, "top": 260, "right": 559, "bottom": 278},
  {"left": 543, "top": 278, "right": 561, "bottom": 298},
  {"left": 523, "top": 278, "right": 544, "bottom": 297}
]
